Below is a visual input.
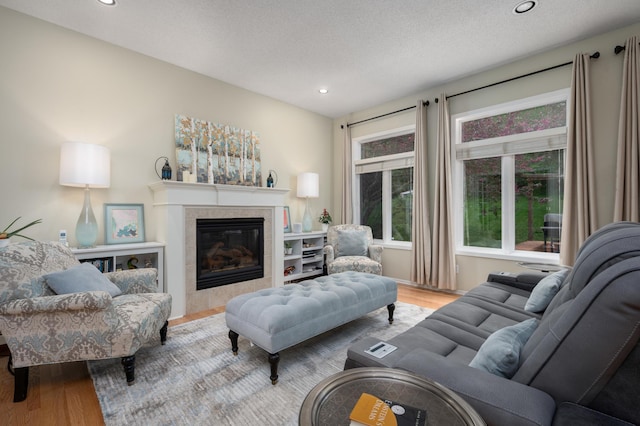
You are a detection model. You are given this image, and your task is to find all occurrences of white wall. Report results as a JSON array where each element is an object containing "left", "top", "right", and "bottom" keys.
[
  {"left": 0, "top": 7, "right": 333, "bottom": 247},
  {"left": 332, "top": 22, "right": 640, "bottom": 291}
]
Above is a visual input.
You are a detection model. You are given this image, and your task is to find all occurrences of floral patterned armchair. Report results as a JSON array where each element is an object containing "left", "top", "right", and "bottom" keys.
[
  {"left": 323, "top": 224, "right": 383, "bottom": 275},
  {"left": 0, "top": 241, "right": 172, "bottom": 402}
]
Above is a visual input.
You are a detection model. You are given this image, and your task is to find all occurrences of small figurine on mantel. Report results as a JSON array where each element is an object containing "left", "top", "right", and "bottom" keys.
[{"left": 266, "top": 169, "right": 278, "bottom": 188}]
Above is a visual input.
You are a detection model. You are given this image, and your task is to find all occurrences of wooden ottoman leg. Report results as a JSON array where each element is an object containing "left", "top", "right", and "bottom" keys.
[
  {"left": 268, "top": 352, "right": 280, "bottom": 385},
  {"left": 229, "top": 330, "right": 239, "bottom": 355},
  {"left": 387, "top": 303, "right": 395, "bottom": 324}
]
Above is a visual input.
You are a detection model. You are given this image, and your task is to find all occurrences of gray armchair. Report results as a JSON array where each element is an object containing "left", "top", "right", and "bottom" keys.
[
  {"left": 0, "top": 241, "right": 172, "bottom": 402},
  {"left": 323, "top": 224, "right": 383, "bottom": 275}
]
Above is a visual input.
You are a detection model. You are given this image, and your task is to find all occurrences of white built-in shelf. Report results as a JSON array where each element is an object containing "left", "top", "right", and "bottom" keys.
[
  {"left": 283, "top": 231, "right": 326, "bottom": 282},
  {"left": 71, "top": 242, "right": 164, "bottom": 292}
]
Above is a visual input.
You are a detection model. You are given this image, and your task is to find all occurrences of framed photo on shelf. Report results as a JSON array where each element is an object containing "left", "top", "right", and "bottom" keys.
[
  {"left": 104, "top": 203, "right": 145, "bottom": 244},
  {"left": 284, "top": 206, "right": 292, "bottom": 233}
]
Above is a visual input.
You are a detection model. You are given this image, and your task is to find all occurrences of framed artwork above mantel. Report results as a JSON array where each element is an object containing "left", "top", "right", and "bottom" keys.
[{"left": 175, "top": 114, "right": 263, "bottom": 186}]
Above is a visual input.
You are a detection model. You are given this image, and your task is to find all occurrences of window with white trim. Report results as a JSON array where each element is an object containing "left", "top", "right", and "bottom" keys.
[
  {"left": 353, "top": 125, "right": 414, "bottom": 246},
  {"left": 452, "top": 89, "right": 569, "bottom": 259}
]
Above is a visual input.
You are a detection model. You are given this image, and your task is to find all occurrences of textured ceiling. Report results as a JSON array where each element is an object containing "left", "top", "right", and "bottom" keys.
[{"left": 1, "top": 0, "right": 640, "bottom": 118}]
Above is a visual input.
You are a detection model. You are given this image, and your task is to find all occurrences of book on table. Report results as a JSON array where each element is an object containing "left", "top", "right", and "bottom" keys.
[{"left": 349, "top": 392, "right": 427, "bottom": 426}]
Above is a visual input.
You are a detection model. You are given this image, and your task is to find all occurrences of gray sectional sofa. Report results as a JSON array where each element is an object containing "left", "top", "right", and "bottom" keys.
[{"left": 345, "top": 222, "right": 640, "bottom": 426}]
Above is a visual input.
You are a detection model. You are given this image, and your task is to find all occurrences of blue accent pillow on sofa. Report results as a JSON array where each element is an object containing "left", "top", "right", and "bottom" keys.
[
  {"left": 45, "top": 262, "right": 122, "bottom": 297},
  {"left": 469, "top": 318, "right": 539, "bottom": 378},
  {"left": 525, "top": 269, "right": 570, "bottom": 313},
  {"left": 336, "top": 229, "right": 368, "bottom": 257}
]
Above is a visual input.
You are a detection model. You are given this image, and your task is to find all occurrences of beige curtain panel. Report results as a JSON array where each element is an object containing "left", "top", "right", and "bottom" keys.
[
  {"left": 410, "top": 100, "right": 432, "bottom": 285},
  {"left": 430, "top": 95, "right": 456, "bottom": 290},
  {"left": 341, "top": 125, "right": 353, "bottom": 224},
  {"left": 614, "top": 36, "right": 640, "bottom": 222},
  {"left": 560, "top": 53, "right": 598, "bottom": 266}
]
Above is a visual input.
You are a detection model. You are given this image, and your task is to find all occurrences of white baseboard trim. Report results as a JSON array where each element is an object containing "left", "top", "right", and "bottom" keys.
[{"left": 390, "top": 276, "right": 467, "bottom": 296}]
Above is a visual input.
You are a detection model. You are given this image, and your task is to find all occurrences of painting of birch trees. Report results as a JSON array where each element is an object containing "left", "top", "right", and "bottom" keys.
[{"left": 174, "top": 115, "right": 262, "bottom": 186}]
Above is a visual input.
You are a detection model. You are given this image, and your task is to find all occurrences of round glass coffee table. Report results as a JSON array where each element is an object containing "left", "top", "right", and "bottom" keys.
[{"left": 299, "top": 367, "right": 485, "bottom": 426}]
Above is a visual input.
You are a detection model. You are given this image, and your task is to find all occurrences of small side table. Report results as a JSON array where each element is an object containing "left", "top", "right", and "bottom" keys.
[{"left": 299, "top": 367, "right": 485, "bottom": 426}]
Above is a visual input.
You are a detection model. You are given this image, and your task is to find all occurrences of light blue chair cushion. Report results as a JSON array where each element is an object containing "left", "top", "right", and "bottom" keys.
[
  {"left": 469, "top": 318, "right": 538, "bottom": 378},
  {"left": 524, "top": 269, "right": 569, "bottom": 313},
  {"left": 336, "top": 229, "right": 368, "bottom": 257},
  {"left": 44, "top": 262, "right": 122, "bottom": 297}
]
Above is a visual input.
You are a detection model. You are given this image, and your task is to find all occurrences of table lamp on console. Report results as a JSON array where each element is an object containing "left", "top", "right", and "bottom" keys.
[
  {"left": 59, "top": 141, "right": 111, "bottom": 248},
  {"left": 297, "top": 172, "right": 319, "bottom": 233}
]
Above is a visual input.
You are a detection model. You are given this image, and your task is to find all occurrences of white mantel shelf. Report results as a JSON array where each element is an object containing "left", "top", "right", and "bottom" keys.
[
  {"left": 149, "top": 180, "right": 290, "bottom": 319},
  {"left": 149, "top": 180, "right": 290, "bottom": 207}
]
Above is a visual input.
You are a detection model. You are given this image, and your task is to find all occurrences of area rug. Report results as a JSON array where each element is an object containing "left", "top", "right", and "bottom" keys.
[{"left": 88, "top": 302, "right": 433, "bottom": 425}]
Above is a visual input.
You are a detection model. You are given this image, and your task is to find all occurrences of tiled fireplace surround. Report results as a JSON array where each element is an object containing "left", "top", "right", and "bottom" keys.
[{"left": 150, "top": 181, "right": 288, "bottom": 318}]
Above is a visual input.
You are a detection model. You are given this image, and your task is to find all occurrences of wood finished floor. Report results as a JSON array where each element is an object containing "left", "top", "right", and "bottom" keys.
[{"left": 0, "top": 284, "right": 459, "bottom": 425}]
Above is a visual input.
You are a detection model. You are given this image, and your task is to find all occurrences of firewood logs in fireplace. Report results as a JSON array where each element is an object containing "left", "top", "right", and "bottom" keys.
[{"left": 203, "top": 241, "right": 256, "bottom": 271}]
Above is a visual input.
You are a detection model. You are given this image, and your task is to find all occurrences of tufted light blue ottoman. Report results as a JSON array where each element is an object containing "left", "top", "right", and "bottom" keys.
[{"left": 225, "top": 271, "right": 397, "bottom": 384}]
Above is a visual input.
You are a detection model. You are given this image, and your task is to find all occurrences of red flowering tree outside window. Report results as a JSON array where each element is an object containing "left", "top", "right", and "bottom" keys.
[{"left": 460, "top": 101, "right": 566, "bottom": 252}]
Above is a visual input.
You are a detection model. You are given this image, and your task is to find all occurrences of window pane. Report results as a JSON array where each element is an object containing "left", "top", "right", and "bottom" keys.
[
  {"left": 360, "top": 172, "right": 382, "bottom": 239},
  {"left": 515, "top": 150, "right": 564, "bottom": 252},
  {"left": 462, "top": 101, "right": 566, "bottom": 143},
  {"left": 362, "top": 133, "right": 414, "bottom": 159},
  {"left": 391, "top": 168, "right": 413, "bottom": 241},
  {"left": 463, "top": 157, "right": 501, "bottom": 248}
]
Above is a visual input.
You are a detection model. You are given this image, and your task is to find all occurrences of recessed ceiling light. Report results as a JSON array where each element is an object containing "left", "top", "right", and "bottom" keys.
[
  {"left": 513, "top": 0, "right": 536, "bottom": 14},
  {"left": 97, "top": 0, "right": 116, "bottom": 6},
  {"left": 318, "top": 88, "right": 329, "bottom": 94}
]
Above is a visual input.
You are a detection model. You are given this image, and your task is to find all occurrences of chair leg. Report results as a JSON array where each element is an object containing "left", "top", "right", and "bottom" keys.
[
  {"left": 7, "top": 355, "right": 28, "bottom": 402},
  {"left": 13, "top": 367, "right": 28, "bottom": 402},
  {"left": 121, "top": 355, "right": 136, "bottom": 385},
  {"left": 160, "top": 320, "right": 168, "bottom": 345}
]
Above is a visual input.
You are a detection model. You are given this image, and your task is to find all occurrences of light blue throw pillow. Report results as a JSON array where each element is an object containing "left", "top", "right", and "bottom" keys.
[
  {"left": 336, "top": 229, "right": 368, "bottom": 257},
  {"left": 469, "top": 318, "right": 539, "bottom": 378},
  {"left": 45, "top": 262, "right": 122, "bottom": 297},
  {"left": 524, "top": 269, "right": 570, "bottom": 313}
]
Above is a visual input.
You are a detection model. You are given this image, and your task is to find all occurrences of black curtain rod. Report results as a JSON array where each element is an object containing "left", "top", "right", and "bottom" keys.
[
  {"left": 341, "top": 100, "right": 429, "bottom": 129},
  {"left": 435, "top": 51, "right": 600, "bottom": 103}
]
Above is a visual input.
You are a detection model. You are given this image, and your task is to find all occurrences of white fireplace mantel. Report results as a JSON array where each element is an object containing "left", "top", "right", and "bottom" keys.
[
  {"left": 149, "top": 180, "right": 290, "bottom": 207},
  {"left": 149, "top": 181, "right": 290, "bottom": 318}
]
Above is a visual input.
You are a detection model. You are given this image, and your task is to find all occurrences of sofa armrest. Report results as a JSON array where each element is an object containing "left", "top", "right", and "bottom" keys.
[
  {"left": 0, "top": 291, "right": 111, "bottom": 315},
  {"left": 323, "top": 245, "right": 335, "bottom": 263},
  {"left": 368, "top": 244, "right": 383, "bottom": 263},
  {"left": 105, "top": 268, "right": 158, "bottom": 294},
  {"left": 487, "top": 271, "right": 548, "bottom": 292},
  {"left": 396, "top": 349, "right": 556, "bottom": 426}
]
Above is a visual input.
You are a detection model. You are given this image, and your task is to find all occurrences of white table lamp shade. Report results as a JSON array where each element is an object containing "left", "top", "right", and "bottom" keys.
[
  {"left": 59, "top": 142, "right": 110, "bottom": 248},
  {"left": 59, "top": 142, "right": 111, "bottom": 188},
  {"left": 297, "top": 172, "right": 319, "bottom": 198},
  {"left": 297, "top": 172, "right": 319, "bottom": 232}
]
